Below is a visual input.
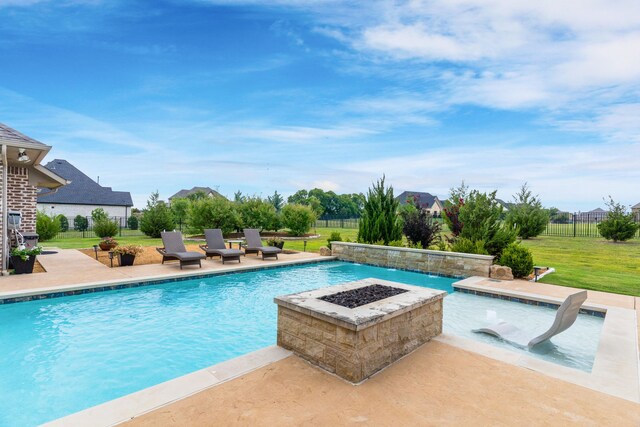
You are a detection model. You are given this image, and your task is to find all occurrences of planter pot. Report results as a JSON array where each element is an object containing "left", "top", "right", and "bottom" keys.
[
  {"left": 11, "top": 255, "right": 36, "bottom": 274},
  {"left": 118, "top": 254, "right": 136, "bottom": 267},
  {"left": 99, "top": 242, "right": 117, "bottom": 251},
  {"left": 270, "top": 242, "right": 285, "bottom": 249}
]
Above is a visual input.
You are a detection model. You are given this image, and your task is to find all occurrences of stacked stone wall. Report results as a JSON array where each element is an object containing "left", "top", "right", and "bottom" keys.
[
  {"left": 331, "top": 242, "right": 493, "bottom": 277},
  {"left": 277, "top": 299, "right": 442, "bottom": 383}
]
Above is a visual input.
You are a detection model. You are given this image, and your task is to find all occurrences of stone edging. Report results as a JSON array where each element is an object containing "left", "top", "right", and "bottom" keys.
[{"left": 330, "top": 241, "right": 495, "bottom": 260}]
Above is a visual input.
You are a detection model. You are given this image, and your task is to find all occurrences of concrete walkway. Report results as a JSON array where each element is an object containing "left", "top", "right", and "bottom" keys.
[
  {"left": 0, "top": 248, "right": 325, "bottom": 296},
  {"left": 125, "top": 340, "right": 640, "bottom": 427}
]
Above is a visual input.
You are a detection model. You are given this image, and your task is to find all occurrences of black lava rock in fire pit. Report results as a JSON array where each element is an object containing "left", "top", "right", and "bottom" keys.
[{"left": 319, "top": 284, "right": 408, "bottom": 308}]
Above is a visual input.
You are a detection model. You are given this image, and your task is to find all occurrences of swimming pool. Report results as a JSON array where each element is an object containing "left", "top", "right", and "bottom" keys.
[{"left": 0, "top": 261, "right": 603, "bottom": 426}]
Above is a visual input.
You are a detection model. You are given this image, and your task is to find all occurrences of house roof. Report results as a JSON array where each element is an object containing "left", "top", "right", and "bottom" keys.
[
  {"left": 496, "top": 199, "right": 514, "bottom": 210},
  {"left": 632, "top": 202, "right": 640, "bottom": 209},
  {"left": 589, "top": 208, "right": 606, "bottom": 213},
  {"left": 169, "top": 186, "right": 224, "bottom": 200},
  {"left": 37, "top": 159, "right": 133, "bottom": 206},
  {"left": 395, "top": 191, "right": 442, "bottom": 209},
  {"left": 0, "top": 122, "right": 48, "bottom": 147}
]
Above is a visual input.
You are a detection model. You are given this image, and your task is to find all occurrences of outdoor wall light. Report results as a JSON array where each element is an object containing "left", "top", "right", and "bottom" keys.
[{"left": 17, "top": 149, "right": 30, "bottom": 163}]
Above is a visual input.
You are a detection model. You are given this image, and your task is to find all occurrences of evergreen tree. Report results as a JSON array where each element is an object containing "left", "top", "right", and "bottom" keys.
[
  {"left": 458, "top": 190, "right": 516, "bottom": 257},
  {"left": 268, "top": 190, "right": 284, "bottom": 212},
  {"left": 505, "top": 183, "right": 549, "bottom": 239},
  {"left": 357, "top": 176, "right": 402, "bottom": 245},
  {"left": 598, "top": 197, "right": 640, "bottom": 242},
  {"left": 140, "top": 191, "right": 176, "bottom": 238}
]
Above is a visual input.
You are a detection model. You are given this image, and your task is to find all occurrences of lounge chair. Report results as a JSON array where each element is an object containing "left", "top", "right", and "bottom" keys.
[
  {"left": 199, "top": 229, "right": 243, "bottom": 264},
  {"left": 156, "top": 231, "right": 206, "bottom": 269},
  {"left": 243, "top": 229, "right": 282, "bottom": 260},
  {"left": 472, "top": 291, "right": 588, "bottom": 349}
]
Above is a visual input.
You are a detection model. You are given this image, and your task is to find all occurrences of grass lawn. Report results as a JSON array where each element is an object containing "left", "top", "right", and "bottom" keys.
[
  {"left": 42, "top": 227, "right": 360, "bottom": 251},
  {"left": 521, "top": 236, "right": 640, "bottom": 296},
  {"left": 42, "top": 228, "right": 640, "bottom": 296}
]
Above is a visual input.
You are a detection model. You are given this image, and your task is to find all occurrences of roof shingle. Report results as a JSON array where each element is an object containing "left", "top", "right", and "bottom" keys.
[
  {"left": 37, "top": 159, "right": 133, "bottom": 206},
  {"left": 0, "top": 122, "right": 47, "bottom": 146}
]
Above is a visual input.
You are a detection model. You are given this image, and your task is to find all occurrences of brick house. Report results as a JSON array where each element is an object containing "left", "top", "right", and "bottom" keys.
[{"left": 0, "top": 123, "right": 67, "bottom": 273}]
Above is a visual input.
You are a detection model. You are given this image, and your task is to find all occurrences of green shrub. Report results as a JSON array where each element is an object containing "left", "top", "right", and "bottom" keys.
[
  {"left": 499, "top": 242, "right": 534, "bottom": 278},
  {"left": 91, "top": 208, "right": 108, "bottom": 223},
  {"left": 431, "top": 240, "right": 448, "bottom": 251},
  {"left": 74, "top": 215, "right": 88, "bottom": 232},
  {"left": 282, "top": 204, "right": 316, "bottom": 236},
  {"left": 237, "top": 197, "right": 278, "bottom": 231},
  {"left": 358, "top": 176, "right": 402, "bottom": 245},
  {"left": 127, "top": 215, "right": 139, "bottom": 230},
  {"left": 187, "top": 197, "right": 241, "bottom": 235},
  {"left": 93, "top": 219, "right": 119, "bottom": 238},
  {"left": 597, "top": 197, "right": 640, "bottom": 242},
  {"left": 400, "top": 198, "right": 441, "bottom": 249},
  {"left": 505, "top": 183, "right": 549, "bottom": 239},
  {"left": 56, "top": 215, "right": 69, "bottom": 232},
  {"left": 450, "top": 237, "right": 489, "bottom": 255},
  {"left": 327, "top": 231, "right": 342, "bottom": 249},
  {"left": 140, "top": 191, "right": 176, "bottom": 238},
  {"left": 458, "top": 190, "right": 516, "bottom": 257},
  {"left": 36, "top": 211, "right": 61, "bottom": 241}
]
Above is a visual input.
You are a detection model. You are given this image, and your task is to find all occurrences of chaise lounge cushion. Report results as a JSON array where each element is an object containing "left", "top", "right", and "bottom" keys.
[
  {"left": 243, "top": 229, "right": 282, "bottom": 259},
  {"left": 200, "top": 229, "right": 243, "bottom": 263}
]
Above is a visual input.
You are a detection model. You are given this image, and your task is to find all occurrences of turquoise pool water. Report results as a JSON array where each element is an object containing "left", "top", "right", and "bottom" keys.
[{"left": 0, "top": 261, "right": 602, "bottom": 426}]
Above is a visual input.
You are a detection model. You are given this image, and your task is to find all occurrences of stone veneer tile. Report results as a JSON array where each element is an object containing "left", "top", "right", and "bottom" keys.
[{"left": 275, "top": 278, "right": 446, "bottom": 383}]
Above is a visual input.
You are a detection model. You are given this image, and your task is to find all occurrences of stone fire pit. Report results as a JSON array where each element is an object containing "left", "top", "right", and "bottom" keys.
[{"left": 275, "top": 278, "right": 446, "bottom": 383}]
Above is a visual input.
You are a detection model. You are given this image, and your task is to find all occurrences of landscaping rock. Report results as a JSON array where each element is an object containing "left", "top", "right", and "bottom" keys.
[
  {"left": 319, "top": 246, "right": 332, "bottom": 256},
  {"left": 490, "top": 264, "right": 514, "bottom": 280}
]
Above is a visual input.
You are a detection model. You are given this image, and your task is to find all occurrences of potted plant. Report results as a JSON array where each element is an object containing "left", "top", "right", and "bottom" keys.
[
  {"left": 111, "top": 245, "right": 143, "bottom": 266},
  {"left": 266, "top": 237, "right": 285, "bottom": 250},
  {"left": 10, "top": 245, "right": 43, "bottom": 274},
  {"left": 99, "top": 237, "right": 118, "bottom": 251}
]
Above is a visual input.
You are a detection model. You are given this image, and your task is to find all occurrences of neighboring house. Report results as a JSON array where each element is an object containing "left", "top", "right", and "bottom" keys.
[
  {"left": 576, "top": 208, "right": 608, "bottom": 222},
  {"left": 37, "top": 159, "right": 133, "bottom": 220},
  {"left": 496, "top": 198, "right": 513, "bottom": 212},
  {"left": 0, "top": 123, "right": 67, "bottom": 273},
  {"left": 632, "top": 202, "right": 640, "bottom": 215},
  {"left": 395, "top": 191, "right": 443, "bottom": 215},
  {"left": 169, "top": 186, "right": 224, "bottom": 202}
]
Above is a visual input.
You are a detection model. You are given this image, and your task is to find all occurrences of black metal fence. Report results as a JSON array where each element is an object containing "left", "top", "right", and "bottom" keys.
[
  {"left": 542, "top": 211, "right": 640, "bottom": 238},
  {"left": 312, "top": 212, "right": 640, "bottom": 239},
  {"left": 53, "top": 216, "right": 145, "bottom": 239},
  {"left": 314, "top": 216, "right": 360, "bottom": 229}
]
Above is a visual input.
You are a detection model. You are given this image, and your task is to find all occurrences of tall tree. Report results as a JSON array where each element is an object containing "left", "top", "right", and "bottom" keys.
[
  {"left": 505, "top": 183, "right": 549, "bottom": 239},
  {"left": 357, "top": 176, "right": 402, "bottom": 245},
  {"left": 267, "top": 190, "right": 284, "bottom": 212}
]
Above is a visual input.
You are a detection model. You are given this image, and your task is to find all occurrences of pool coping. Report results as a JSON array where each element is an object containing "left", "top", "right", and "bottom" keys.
[
  {"left": 41, "top": 346, "right": 293, "bottom": 427},
  {"left": 449, "top": 277, "right": 640, "bottom": 403},
  {"left": 0, "top": 256, "right": 337, "bottom": 304}
]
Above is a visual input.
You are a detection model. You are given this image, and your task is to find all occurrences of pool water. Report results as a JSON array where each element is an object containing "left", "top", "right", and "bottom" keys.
[{"left": 0, "top": 261, "right": 602, "bottom": 426}]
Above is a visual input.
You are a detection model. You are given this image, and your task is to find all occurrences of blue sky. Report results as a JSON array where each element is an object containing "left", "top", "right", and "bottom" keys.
[{"left": 1, "top": 0, "right": 639, "bottom": 211}]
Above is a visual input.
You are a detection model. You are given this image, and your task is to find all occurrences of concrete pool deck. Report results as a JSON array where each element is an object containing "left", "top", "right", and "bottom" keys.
[
  {"left": 121, "top": 340, "right": 640, "bottom": 427},
  {"left": 0, "top": 247, "right": 329, "bottom": 298},
  {"left": 4, "top": 252, "right": 640, "bottom": 425}
]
